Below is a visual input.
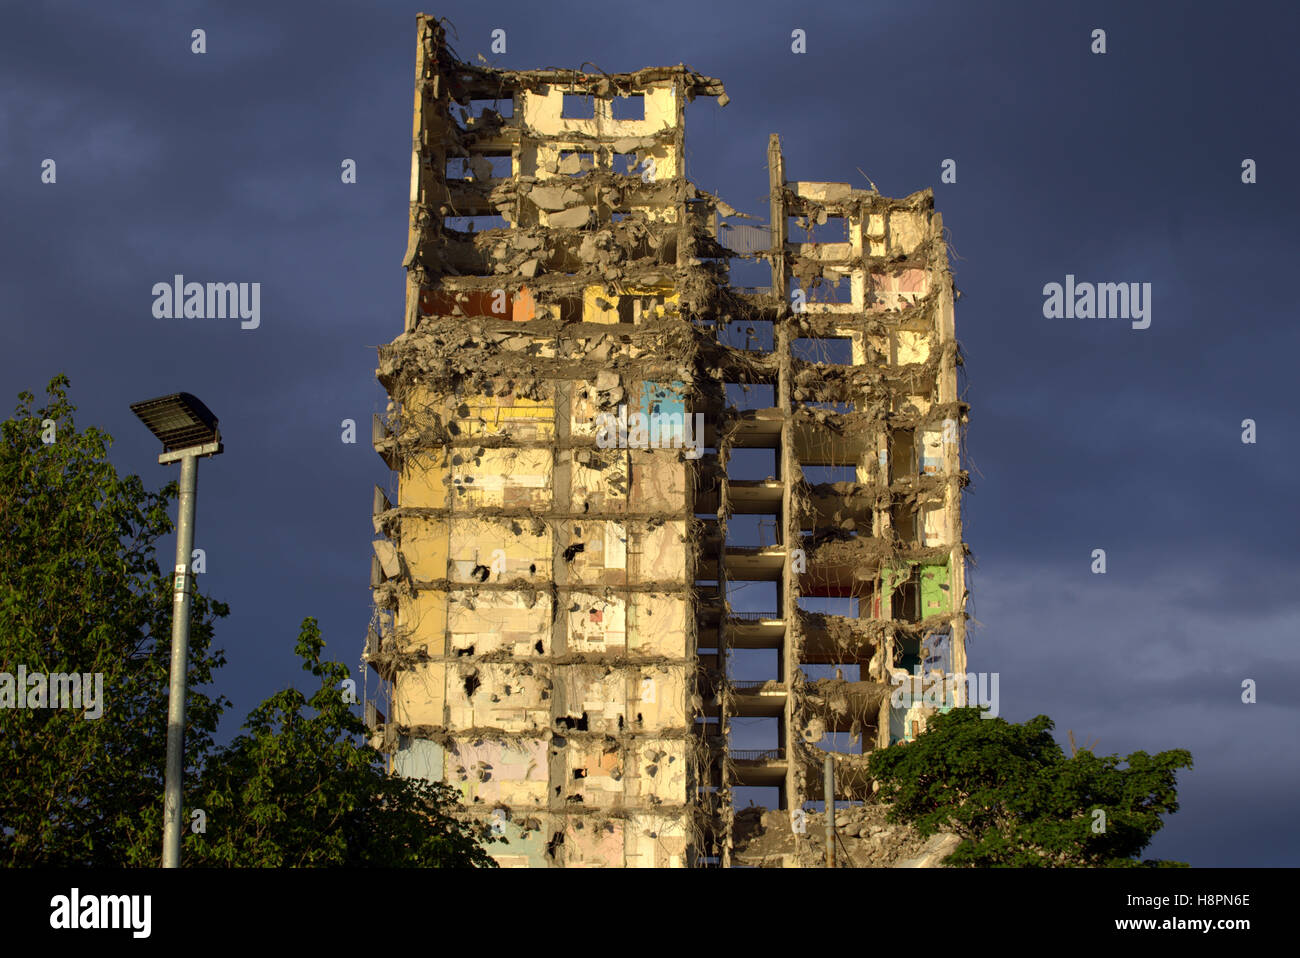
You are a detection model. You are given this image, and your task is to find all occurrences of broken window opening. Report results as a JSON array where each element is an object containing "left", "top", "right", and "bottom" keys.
[
  {"left": 797, "top": 595, "right": 859, "bottom": 617},
  {"left": 792, "top": 336, "right": 852, "bottom": 364},
  {"left": 727, "top": 448, "right": 776, "bottom": 482},
  {"left": 729, "top": 648, "right": 779, "bottom": 683},
  {"left": 561, "top": 93, "right": 595, "bottom": 118},
  {"left": 719, "top": 320, "right": 774, "bottom": 352},
  {"left": 895, "top": 634, "right": 921, "bottom": 673},
  {"left": 802, "top": 464, "right": 858, "bottom": 484},
  {"left": 559, "top": 150, "right": 595, "bottom": 176},
  {"left": 730, "top": 715, "right": 780, "bottom": 750},
  {"left": 727, "top": 513, "right": 781, "bottom": 549},
  {"left": 733, "top": 787, "right": 781, "bottom": 814},
  {"left": 791, "top": 274, "right": 851, "bottom": 305},
  {"left": 469, "top": 97, "right": 514, "bottom": 118},
  {"left": 803, "top": 663, "right": 860, "bottom": 681},
  {"left": 614, "top": 153, "right": 644, "bottom": 176},
  {"left": 813, "top": 729, "right": 867, "bottom": 755},
  {"left": 803, "top": 400, "right": 854, "bottom": 414},
  {"left": 555, "top": 712, "right": 589, "bottom": 731},
  {"left": 725, "top": 382, "right": 774, "bottom": 411},
  {"left": 891, "top": 572, "right": 921, "bottom": 623},
  {"left": 444, "top": 214, "right": 509, "bottom": 233},
  {"left": 728, "top": 579, "right": 778, "bottom": 614},
  {"left": 801, "top": 519, "right": 862, "bottom": 557},
  {"left": 889, "top": 428, "right": 917, "bottom": 478},
  {"left": 612, "top": 93, "right": 645, "bottom": 120},
  {"left": 891, "top": 504, "right": 918, "bottom": 547},
  {"left": 617, "top": 295, "right": 664, "bottom": 324},
  {"left": 557, "top": 297, "right": 583, "bottom": 323},
  {"left": 788, "top": 214, "right": 848, "bottom": 244},
  {"left": 445, "top": 155, "right": 512, "bottom": 180},
  {"left": 727, "top": 256, "right": 774, "bottom": 292},
  {"left": 696, "top": 580, "right": 721, "bottom": 607}
]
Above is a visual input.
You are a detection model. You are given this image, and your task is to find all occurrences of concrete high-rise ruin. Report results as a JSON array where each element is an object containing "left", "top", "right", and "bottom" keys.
[{"left": 364, "top": 14, "right": 970, "bottom": 867}]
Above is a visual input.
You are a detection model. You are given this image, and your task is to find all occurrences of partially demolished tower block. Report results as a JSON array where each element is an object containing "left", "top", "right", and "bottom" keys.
[{"left": 366, "top": 14, "right": 969, "bottom": 868}]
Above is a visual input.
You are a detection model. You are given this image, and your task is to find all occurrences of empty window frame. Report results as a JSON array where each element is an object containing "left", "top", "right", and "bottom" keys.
[
  {"left": 443, "top": 214, "right": 509, "bottom": 232},
  {"left": 721, "top": 320, "right": 774, "bottom": 352},
  {"left": 612, "top": 93, "right": 645, "bottom": 120},
  {"left": 727, "top": 448, "right": 776, "bottom": 482},
  {"left": 792, "top": 336, "right": 852, "bottom": 364},
  {"left": 788, "top": 214, "right": 848, "bottom": 244},
  {"left": 558, "top": 150, "right": 595, "bottom": 176},
  {"left": 561, "top": 93, "right": 596, "bottom": 118},
  {"left": 725, "top": 383, "right": 774, "bottom": 411},
  {"left": 801, "top": 465, "right": 858, "bottom": 484},
  {"left": 468, "top": 97, "right": 514, "bottom": 118},
  {"left": 446, "top": 155, "right": 512, "bottom": 180},
  {"left": 791, "top": 275, "right": 851, "bottom": 305},
  {"left": 889, "top": 428, "right": 917, "bottom": 478}
]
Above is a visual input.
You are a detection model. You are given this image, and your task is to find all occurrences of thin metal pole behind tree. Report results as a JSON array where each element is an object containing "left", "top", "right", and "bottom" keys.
[
  {"left": 162, "top": 453, "right": 198, "bottom": 868},
  {"left": 129, "top": 392, "right": 223, "bottom": 869}
]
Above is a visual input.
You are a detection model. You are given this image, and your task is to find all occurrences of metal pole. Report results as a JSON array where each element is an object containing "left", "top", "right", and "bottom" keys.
[
  {"left": 824, "top": 756, "right": 835, "bottom": 868},
  {"left": 162, "top": 453, "right": 199, "bottom": 868}
]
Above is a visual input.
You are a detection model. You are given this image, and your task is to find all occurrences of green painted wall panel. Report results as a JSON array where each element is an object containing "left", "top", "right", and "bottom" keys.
[{"left": 919, "top": 563, "right": 950, "bottom": 618}]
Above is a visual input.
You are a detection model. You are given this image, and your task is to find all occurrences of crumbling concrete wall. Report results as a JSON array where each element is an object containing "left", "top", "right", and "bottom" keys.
[
  {"left": 369, "top": 15, "right": 730, "bottom": 867},
  {"left": 731, "top": 803, "right": 961, "bottom": 868},
  {"left": 367, "top": 15, "right": 967, "bottom": 868},
  {"left": 742, "top": 138, "right": 968, "bottom": 864}
]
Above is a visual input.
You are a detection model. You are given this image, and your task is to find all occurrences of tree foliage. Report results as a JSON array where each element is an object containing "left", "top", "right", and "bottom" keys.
[
  {"left": 0, "top": 375, "right": 229, "bottom": 865},
  {"left": 867, "top": 708, "right": 1192, "bottom": 867},
  {"left": 156, "top": 617, "right": 496, "bottom": 867},
  {"left": 1, "top": 377, "right": 495, "bottom": 867}
]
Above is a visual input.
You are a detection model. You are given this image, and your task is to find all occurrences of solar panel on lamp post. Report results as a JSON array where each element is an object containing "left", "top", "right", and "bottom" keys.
[{"left": 128, "top": 393, "right": 223, "bottom": 868}]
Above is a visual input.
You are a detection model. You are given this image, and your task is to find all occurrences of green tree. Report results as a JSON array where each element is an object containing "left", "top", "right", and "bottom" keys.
[
  {"left": 0, "top": 375, "right": 229, "bottom": 865},
  {"left": 867, "top": 708, "right": 1192, "bottom": 867},
  {"left": 1, "top": 377, "right": 495, "bottom": 867},
  {"left": 153, "top": 617, "right": 496, "bottom": 867}
]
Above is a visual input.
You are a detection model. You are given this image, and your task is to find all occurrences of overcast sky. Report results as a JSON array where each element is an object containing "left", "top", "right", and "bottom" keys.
[{"left": 3, "top": 0, "right": 1296, "bottom": 866}]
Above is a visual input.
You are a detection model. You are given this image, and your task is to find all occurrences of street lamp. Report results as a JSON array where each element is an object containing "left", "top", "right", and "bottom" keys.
[{"left": 129, "top": 393, "right": 223, "bottom": 868}]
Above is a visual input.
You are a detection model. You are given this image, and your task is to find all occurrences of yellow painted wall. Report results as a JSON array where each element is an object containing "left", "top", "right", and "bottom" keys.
[
  {"left": 395, "top": 591, "right": 448, "bottom": 656},
  {"left": 400, "top": 516, "right": 448, "bottom": 580},
  {"left": 628, "top": 593, "right": 688, "bottom": 657},
  {"left": 448, "top": 590, "right": 552, "bottom": 656},
  {"left": 399, "top": 451, "right": 450, "bottom": 509},
  {"left": 392, "top": 661, "right": 446, "bottom": 726},
  {"left": 448, "top": 517, "right": 551, "bottom": 584}
]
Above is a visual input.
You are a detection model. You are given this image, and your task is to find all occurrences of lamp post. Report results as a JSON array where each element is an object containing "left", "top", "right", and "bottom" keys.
[{"left": 129, "top": 393, "right": 223, "bottom": 868}]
